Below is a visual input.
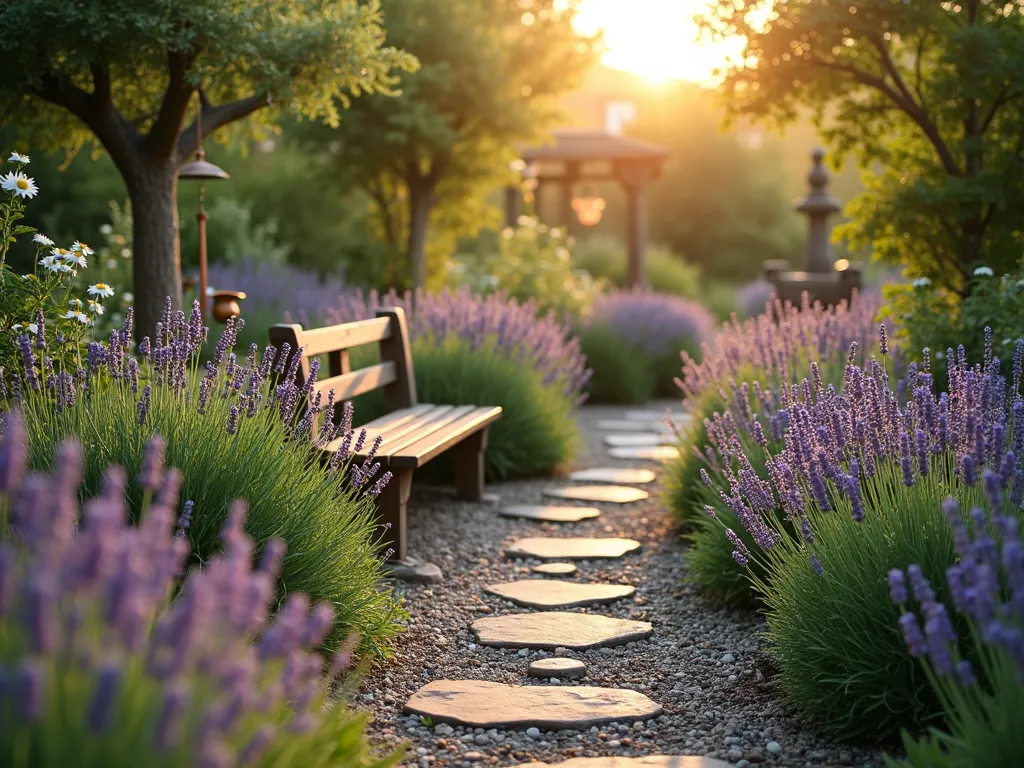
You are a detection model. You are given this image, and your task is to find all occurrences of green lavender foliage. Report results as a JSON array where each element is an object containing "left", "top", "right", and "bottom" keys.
[{"left": 576, "top": 323, "right": 656, "bottom": 404}]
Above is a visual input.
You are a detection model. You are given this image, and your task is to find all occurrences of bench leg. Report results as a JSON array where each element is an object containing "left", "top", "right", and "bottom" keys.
[
  {"left": 454, "top": 427, "right": 489, "bottom": 502},
  {"left": 374, "top": 467, "right": 413, "bottom": 563}
]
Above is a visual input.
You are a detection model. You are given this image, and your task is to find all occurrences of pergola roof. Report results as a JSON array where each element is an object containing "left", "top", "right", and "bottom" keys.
[{"left": 521, "top": 129, "right": 669, "bottom": 163}]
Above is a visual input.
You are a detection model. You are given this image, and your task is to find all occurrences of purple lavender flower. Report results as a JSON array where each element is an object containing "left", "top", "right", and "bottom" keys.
[
  {"left": 138, "top": 433, "right": 165, "bottom": 492},
  {"left": 888, "top": 569, "right": 907, "bottom": 604},
  {"left": 898, "top": 613, "right": 927, "bottom": 657},
  {"left": 86, "top": 662, "right": 122, "bottom": 733}
]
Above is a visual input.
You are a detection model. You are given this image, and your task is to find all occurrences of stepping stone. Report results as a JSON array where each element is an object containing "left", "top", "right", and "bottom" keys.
[
  {"left": 569, "top": 467, "right": 656, "bottom": 485},
  {"left": 597, "top": 419, "right": 673, "bottom": 433},
  {"left": 499, "top": 505, "right": 601, "bottom": 523},
  {"left": 543, "top": 485, "right": 648, "bottom": 504},
  {"left": 533, "top": 562, "right": 578, "bottom": 576},
  {"left": 625, "top": 410, "right": 691, "bottom": 424},
  {"left": 472, "top": 612, "right": 652, "bottom": 650},
  {"left": 484, "top": 579, "right": 635, "bottom": 609},
  {"left": 507, "top": 537, "right": 640, "bottom": 560},
  {"left": 404, "top": 679, "right": 661, "bottom": 730},
  {"left": 528, "top": 657, "right": 587, "bottom": 680},
  {"left": 604, "top": 433, "right": 674, "bottom": 448},
  {"left": 522, "top": 756, "right": 731, "bottom": 768},
  {"left": 608, "top": 445, "right": 681, "bottom": 462}
]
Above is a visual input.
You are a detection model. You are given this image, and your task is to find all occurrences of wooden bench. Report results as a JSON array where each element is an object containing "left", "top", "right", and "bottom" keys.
[{"left": 269, "top": 307, "right": 502, "bottom": 562}]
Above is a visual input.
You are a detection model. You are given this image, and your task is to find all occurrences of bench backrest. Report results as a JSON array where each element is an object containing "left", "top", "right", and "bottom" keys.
[{"left": 268, "top": 307, "right": 417, "bottom": 413}]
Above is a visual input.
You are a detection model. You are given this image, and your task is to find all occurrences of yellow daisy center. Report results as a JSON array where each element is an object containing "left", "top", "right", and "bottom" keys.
[
  {"left": 96, "top": 284, "right": 109, "bottom": 290},
  {"left": 16, "top": 179, "right": 28, "bottom": 190}
]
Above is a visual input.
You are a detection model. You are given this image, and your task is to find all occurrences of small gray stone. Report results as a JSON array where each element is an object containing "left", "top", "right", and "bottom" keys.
[
  {"left": 533, "top": 562, "right": 578, "bottom": 577},
  {"left": 386, "top": 559, "right": 443, "bottom": 584},
  {"left": 528, "top": 657, "right": 587, "bottom": 680},
  {"left": 608, "top": 740, "right": 621, "bottom": 748},
  {"left": 765, "top": 742, "right": 782, "bottom": 755},
  {"left": 518, "top": 648, "right": 530, "bottom": 657},
  {"left": 526, "top": 727, "right": 542, "bottom": 739},
  {"left": 464, "top": 752, "right": 484, "bottom": 762},
  {"left": 720, "top": 653, "right": 736, "bottom": 663},
  {"left": 728, "top": 749, "right": 743, "bottom": 761},
  {"left": 434, "top": 723, "right": 455, "bottom": 737},
  {"left": 473, "top": 734, "right": 490, "bottom": 746}
]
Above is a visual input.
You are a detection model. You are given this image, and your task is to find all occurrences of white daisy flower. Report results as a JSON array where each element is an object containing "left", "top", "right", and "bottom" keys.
[
  {"left": 1, "top": 171, "right": 39, "bottom": 199},
  {"left": 10, "top": 324, "right": 22, "bottom": 332},
  {"left": 88, "top": 283, "right": 114, "bottom": 299},
  {"left": 66, "top": 252, "right": 88, "bottom": 268},
  {"left": 39, "top": 255, "right": 60, "bottom": 273},
  {"left": 71, "top": 241, "right": 94, "bottom": 257},
  {"left": 68, "top": 298, "right": 83, "bottom": 310},
  {"left": 33, "top": 233, "right": 54, "bottom": 247},
  {"left": 911, "top": 277, "right": 931, "bottom": 288},
  {"left": 56, "top": 262, "right": 74, "bottom": 274},
  {"left": 87, "top": 300, "right": 105, "bottom": 316},
  {"left": 973, "top": 266, "right": 994, "bottom": 277},
  {"left": 75, "top": 312, "right": 89, "bottom": 324},
  {"left": 7, "top": 152, "right": 30, "bottom": 165},
  {"left": 62, "top": 310, "right": 89, "bottom": 324},
  {"left": 26, "top": 323, "right": 38, "bottom": 335}
]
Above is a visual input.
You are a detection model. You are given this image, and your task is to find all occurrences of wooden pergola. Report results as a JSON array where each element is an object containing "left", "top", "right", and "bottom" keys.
[{"left": 506, "top": 129, "right": 669, "bottom": 287}]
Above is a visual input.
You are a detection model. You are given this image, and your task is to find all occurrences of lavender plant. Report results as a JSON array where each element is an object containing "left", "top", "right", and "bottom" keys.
[
  {"left": 699, "top": 328, "right": 1024, "bottom": 738},
  {"left": 666, "top": 291, "right": 881, "bottom": 532},
  {"left": 886, "top": 493, "right": 1023, "bottom": 767},
  {"left": 9, "top": 299, "right": 401, "bottom": 657},
  {"left": 586, "top": 288, "right": 716, "bottom": 399},
  {"left": 0, "top": 413, "right": 398, "bottom": 768}
]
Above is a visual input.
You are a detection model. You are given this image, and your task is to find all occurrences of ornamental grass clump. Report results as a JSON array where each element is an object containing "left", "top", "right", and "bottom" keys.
[
  {"left": 887, "top": 494, "right": 1023, "bottom": 768},
  {"left": 9, "top": 299, "right": 400, "bottom": 657},
  {"left": 316, "top": 287, "right": 589, "bottom": 479},
  {"left": 702, "top": 329, "right": 1024, "bottom": 740},
  {"left": 586, "top": 288, "right": 716, "bottom": 399},
  {"left": 0, "top": 414, "right": 398, "bottom": 768}
]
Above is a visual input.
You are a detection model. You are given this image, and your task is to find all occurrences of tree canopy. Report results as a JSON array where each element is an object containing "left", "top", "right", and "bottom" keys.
[
  {"left": 306, "top": 0, "right": 597, "bottom": 290},
  {"left": 0, "top": 0, "right": 414, "bottom": 336},
  {"left": 701, "top": 0, "right": 1024, "bottom": 292}
]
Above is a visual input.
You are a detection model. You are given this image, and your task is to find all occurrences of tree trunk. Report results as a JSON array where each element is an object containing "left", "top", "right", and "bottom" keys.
[
  {"left": 127, "top": 164, "right": 183, "bottom": 342},
  {"left": 407, "top": 185, "right": 434, "bottom": 291}
]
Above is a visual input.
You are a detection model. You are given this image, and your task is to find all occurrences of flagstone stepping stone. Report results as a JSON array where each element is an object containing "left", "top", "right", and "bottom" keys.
[
  {"left": 597, "top": 419, "right": 673, "bottom": 433},
  {"left": 569, "top": 467, "right": 656, "bottom": 485},
  {"left": 528, "top": 657, "right": 587, "bottom": 680},
  {"left": 603, "top": 433, "right": 674, "bottom": 447},
  {"left": 543, "top": 485, "right": 648, "bottom": 504},
  {"left": 625, "top": 410, "right": 691, "bottom": 424},
  {"left": 472, "top": 612, "right": 652, "bottom": 649},
  {"left": 532, "top": 562, "right": 578, "bottom": 576},
  {"left": 522, "top": 756, "right": 731, "bottom": 768},
  {"left": 608, "top": 445, "right": 681, "bottom": 462},
  {"left": 484, "top": 579, "right": 635, "bottom": 609},
  {"left": 506, "top": 537, "right": 640, "bottom": 560},
  {"left": 404, "top": 680, "right": 661, "bottom": 730},
  {"left": 499, "top": 505, "right": 601, "bottom": 523}
]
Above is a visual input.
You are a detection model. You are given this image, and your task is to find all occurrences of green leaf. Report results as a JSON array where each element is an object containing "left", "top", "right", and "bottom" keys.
[{"left": 12, "top": 225, "right": 36, "bottom": 235}]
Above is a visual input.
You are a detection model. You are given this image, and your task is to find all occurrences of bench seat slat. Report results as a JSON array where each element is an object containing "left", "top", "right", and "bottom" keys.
[
  {"left": 385, "top": 406, "right": 503, "bottom": 468},
  {"left": 359, "top": 405, "right": 437, "bottom": 433},
  {"left": 314, "top": 361, "right": 397, "bottom": 400},
  {"left": 372, "top": 405, "right": 478, "bottom": 459},
  {"left": 361, "top": 405, "right": 457, "bottom": 446},
  {"left": 299, "top": 317, "right": 392, "bottom": 357}
]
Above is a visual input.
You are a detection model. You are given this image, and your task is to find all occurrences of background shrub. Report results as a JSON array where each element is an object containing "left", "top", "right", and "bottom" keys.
[
  {"left": 588, "top": 288, "right": 716, "bottom": 398},
  {"left": 449, "top": 217, "right": 603, "bottom": 318},
  {"left": 320, "top": 288, "right": 588, "bottom": 480},
  {"left": 572, "top": 235, "right": 701, "bottom": 299},
  {"left": 0, "top": 416, "right": 398, "bottom": 768},
  {"left": 16, "top": 309, "right": 400, "bottom": 658},
  {"left": 352, "top": 335, "right": 579, "bottom": 480},
  {"left": 577, "top": 322, "right": 656, "bottom": 404},
  {"left": 735, "top": 278, "right": 774, "bottom": 318}
]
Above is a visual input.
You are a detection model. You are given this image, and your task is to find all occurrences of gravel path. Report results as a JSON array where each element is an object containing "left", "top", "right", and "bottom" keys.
[{"left": 356, "top": 402, "right": 889, "bottom": 768}]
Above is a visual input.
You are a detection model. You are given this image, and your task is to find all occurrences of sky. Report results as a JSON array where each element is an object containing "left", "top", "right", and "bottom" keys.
[{"left": 572, "top": 0, "right": 748, "bottom": 86}]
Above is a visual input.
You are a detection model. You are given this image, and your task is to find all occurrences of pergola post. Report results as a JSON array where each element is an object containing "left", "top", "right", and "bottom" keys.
[
  {"left": 503, "top": 185, "right": 521, "bottom": 228},
  {"left": 561, "top": 161, "right": 579, "bottom": 236},
  {"left": 617, "top": 162, "right": 656, "bottom": 289}
]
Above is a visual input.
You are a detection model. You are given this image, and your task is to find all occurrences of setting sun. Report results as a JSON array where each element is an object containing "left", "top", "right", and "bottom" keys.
[{"left": 574, "top": 0, "right": 748, "bottom": 86}]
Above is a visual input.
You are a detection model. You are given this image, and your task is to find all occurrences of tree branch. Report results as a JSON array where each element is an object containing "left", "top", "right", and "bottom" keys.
[
  {"left": 177, "top": 92, "right": 272, "bottom": 158},
  {"left": 980, "top": 85, "right": 1019, "bottom": 133},
  {"left": 90, "top": 60, "right": 112, "bottom": 107},
  {"left": 145, "top": 49, "right": 198, "bottom": 159}
]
